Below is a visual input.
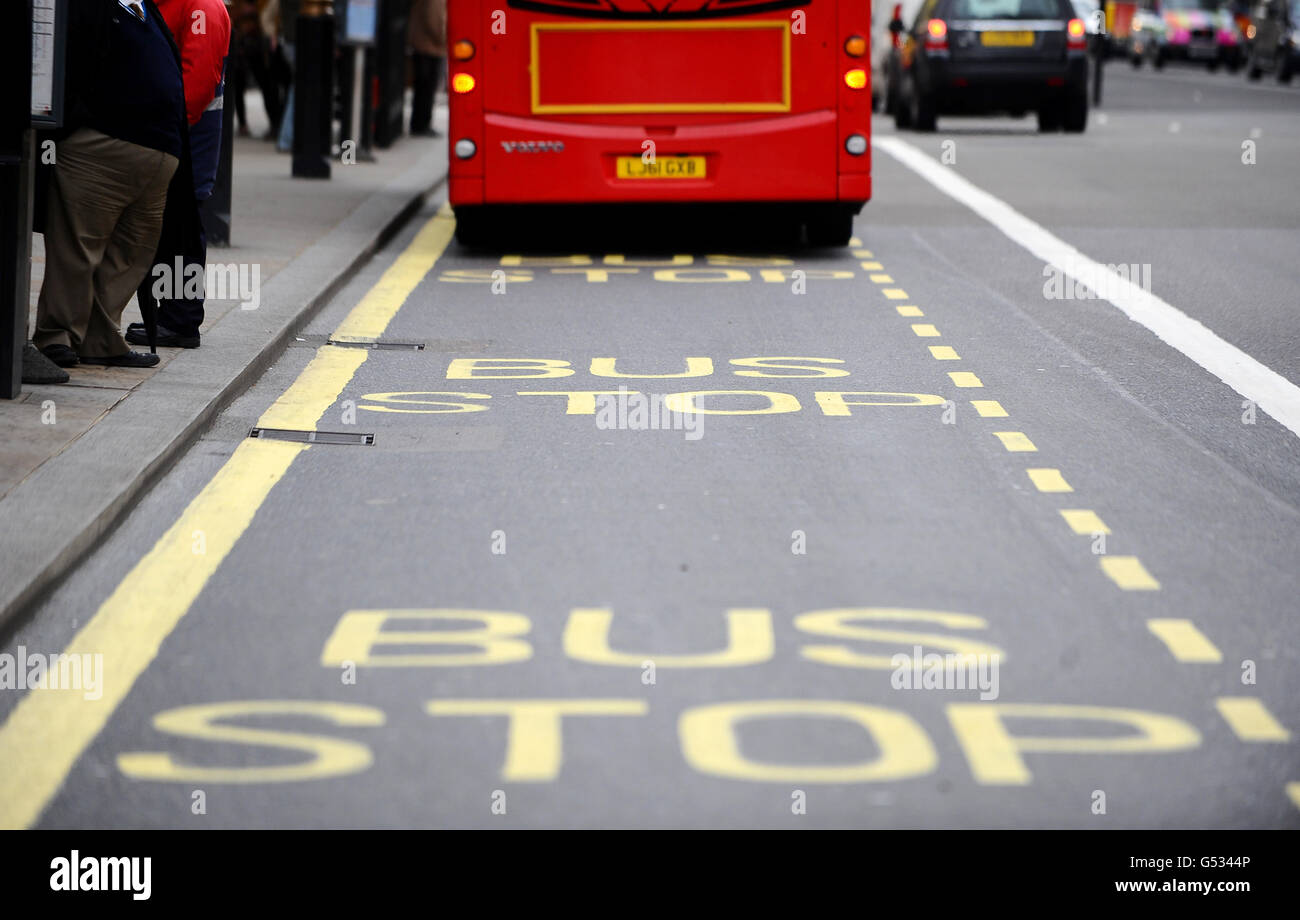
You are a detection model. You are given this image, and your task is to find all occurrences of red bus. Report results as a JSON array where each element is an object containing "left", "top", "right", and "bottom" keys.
[{"left": 445, "top": 0, "right": 873, "bottom": 246}]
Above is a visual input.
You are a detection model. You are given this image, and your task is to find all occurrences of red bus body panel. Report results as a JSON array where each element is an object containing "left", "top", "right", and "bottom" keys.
[{"left": 448, "top": 0, "right": 871, "bottom": 208}]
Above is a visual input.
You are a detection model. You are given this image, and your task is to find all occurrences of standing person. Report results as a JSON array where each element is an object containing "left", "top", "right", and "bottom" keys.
[
  {"left": 408, "top": 0, "right": 446, "bottom": 137},
  {"left": 127, "top": 0, "right": 232, "bottom": 350},
  {"left": 255, "top": 0, "right": 290, "bottom": 138},
  {"left": 33, "top": 0, "right": 192, "bottom": 369},
  {"left": 273, "top": 0, "right": 300, "bottom": 152},
  {"left": 228, "top": 0, "right": 260, "bottom": 137}
]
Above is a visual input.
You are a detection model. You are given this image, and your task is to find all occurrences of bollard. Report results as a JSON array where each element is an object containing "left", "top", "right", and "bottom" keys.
[{"left": 292, "top": 0, "right": 335, "bottom": 179}]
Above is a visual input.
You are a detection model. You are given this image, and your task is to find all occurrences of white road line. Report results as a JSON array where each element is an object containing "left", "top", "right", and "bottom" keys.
[{"left": 874, "top": 135, "right": 1300, "bottom": 440}]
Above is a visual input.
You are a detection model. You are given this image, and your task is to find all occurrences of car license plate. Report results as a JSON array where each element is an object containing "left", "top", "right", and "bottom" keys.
[
  {"left": 980, "top": 30, "right": 1035, "bottom": 46},
  {"left": 616, "top": 155, "right": 706, "bottom": 179}
]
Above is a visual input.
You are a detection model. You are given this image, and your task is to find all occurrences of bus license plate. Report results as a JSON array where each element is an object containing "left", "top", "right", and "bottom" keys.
[
  {"left": 616, "top": 156, "right": 706, "bottom": 179},
  {"left": 980, "top": 31, "right": 1034, "bottom": 46}
]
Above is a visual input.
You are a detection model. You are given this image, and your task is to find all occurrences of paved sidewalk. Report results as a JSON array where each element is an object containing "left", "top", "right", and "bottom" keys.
[{"left": 0, "top": 108, "right": 448, "bottom": 627}]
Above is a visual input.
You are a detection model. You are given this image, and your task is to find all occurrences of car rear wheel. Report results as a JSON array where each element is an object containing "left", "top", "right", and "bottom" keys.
[
  {"left": 1062, "top": 90, "right": 1088, "bottom": 133},
  {"left": 1153, "top": 47, "right": 1167, "bottom": 69},
  {"left": 909, "top": 80, "right": 937, "bottom": 132},
  {"left": 1037, "top": 107, "right": 1062, "bottom": 132},
  {"left": 893, "top": 81, "right": 913, "bottom": 128},
  {"left": 1279, "top": 58, "right": 1294, "bottom": 83}
]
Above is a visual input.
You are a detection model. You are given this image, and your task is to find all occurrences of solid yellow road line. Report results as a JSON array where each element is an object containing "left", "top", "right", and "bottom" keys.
[
  {"left": 0, "top": 205, "right": 455, "bottom": 829},
  {"left": 883, "top": 288, "right": 908, "bottom": 300},
  {"left": 1100, "top": 556, "right": 1160, "bottom": 590},
  {"left": 993, "top": 431, "right": 1037, "bottom": 452},
  {"left": 970, "top": 400, "right": 1007, "bottom": 418},
  {"left": 911, "top": 323, "right": 940, "bottom": 337},
  {"left": 1146, "top": 619, "right": 1222, "bottom": 663},
  {"left": 1215, "top": 698, "right": 1291, "bottom": 742},
  {"left": 929, "top": 346, "right": 960, "bottom": 360},
  {"left": 258, "top": 347, "right": 367, "bottom": 431},
  {"left": 896, "top": 305, "right": 923, "bottom": 317},
  {"left": 0, "top": 439, "right": 302, "bottom": 831},
  {"left": 1060, "top": 509, "right": 1110, "bottom": 535},
  {"left": 1026, "top": 468, "right": 1072, "bottom": 492},
  {"left": 948, "top": 372, "right": 983, "bottom": 388},
  {"left": 332, "top": 206, "right": 456, "bottom": 342}
]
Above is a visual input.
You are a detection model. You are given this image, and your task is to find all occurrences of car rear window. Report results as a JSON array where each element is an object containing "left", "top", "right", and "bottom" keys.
[{"left": 948, "top": 0, "right": 1067, "bottom": 18}]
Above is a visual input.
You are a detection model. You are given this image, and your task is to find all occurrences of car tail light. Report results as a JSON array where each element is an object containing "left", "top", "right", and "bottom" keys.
[
  {"left": 451, "top": 72, "right": 476, "bottom": 93},
  {"left": 844, "top": 35, "right": 867, "bottom": 56},
  {"left": 1067, "top": 18, "right": 1087, "bottom": 49},
  {"left": 452, "top": 40, "right": 475, "bottom": 61},
  {"left": 925, "top": 19, "right": 948, "bottom": 50},
  {"left": 844, "top": 68, "right": 868, "bottom": 89}
]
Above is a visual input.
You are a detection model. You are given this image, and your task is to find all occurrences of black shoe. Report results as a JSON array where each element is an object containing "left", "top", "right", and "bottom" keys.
[
  {"left": 22, "top": 343, "right": 69, "bottom": 384},
  {"left": 80, "top": 351, "right": 161, "bottom": 368},
  {"left": 410, "top": 127, "right": 440, "bottom": 138},
  {"left": 125, "top": 323, "right": 200, "bottom": 349},
  {"left": 40, "top": 343, "right": 79, "bottom": 367}
]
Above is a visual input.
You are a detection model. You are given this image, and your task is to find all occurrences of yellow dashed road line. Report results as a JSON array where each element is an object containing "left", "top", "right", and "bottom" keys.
[
  {"left": 1147, "top": 619, "right": 1223, "bottom": 662},
  {"left": 911, "top": 323, "right": 940, "bottom": 337},
  {"left": 970, "top": 400, "right": 1007, "bottom": 418},
  {"left": 896, "top": 305, "right": 923, "bottom": 316},
  {"left": 993, "top": 431, "right": 1037, "bottom": 452},
  {"left": 1100, "top": 556, "right": 1160, "bottom": 590},
  {"left": 882, "top": 288, "right": 908, "bottom": 300},
  {"left": 1026, "top": 468, "right": 1072, "bottom": 492},
  {"left": 1215, "top": 698, "right": 1291, "bottom": 742},
  {"left": 948, "top": 372, "right": 983, "bottom": 388},
  {"left": 929, "top": 346, "right": 960, "bottom": 360},
  {"left": 1059, "top": 509, "right": 1110, "bottom": 535}
]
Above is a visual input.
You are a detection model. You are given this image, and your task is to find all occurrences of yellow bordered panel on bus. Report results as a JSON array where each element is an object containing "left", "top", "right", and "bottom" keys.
[{"left": 530, "top": 21, "right": 792, "bottom": 114}]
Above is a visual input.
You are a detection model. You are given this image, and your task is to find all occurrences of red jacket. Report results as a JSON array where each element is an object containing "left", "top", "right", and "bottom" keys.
[{"left": 156, "top": 0, "right": 232, "bottom": 126}]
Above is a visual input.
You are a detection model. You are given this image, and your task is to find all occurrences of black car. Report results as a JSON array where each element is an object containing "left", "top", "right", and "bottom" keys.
[
  {"left": 1247, "top": 0, "right": 1300, "bottom": 81},
  {"left": 893, "top": 0, "right": 1091, "bottom": 133}
]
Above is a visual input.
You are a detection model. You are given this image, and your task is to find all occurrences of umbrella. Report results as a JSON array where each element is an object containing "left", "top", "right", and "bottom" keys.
[{"left": 139, "top": 287, "right": 158, "bottom": 355}]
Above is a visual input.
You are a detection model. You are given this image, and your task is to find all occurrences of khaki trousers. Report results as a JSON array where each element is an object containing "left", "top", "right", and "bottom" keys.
[{"left": 34, "top": 128, "right": 178, "bottom": 358}]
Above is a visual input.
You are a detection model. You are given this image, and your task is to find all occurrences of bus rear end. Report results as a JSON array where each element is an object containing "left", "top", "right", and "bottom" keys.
[{"left": 446, "top": 0, "right": 872, "bottom": 246}]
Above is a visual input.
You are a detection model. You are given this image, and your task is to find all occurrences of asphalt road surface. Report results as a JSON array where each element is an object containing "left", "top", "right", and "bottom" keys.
[{"left": 3, "top": 65, "right": 1297, "bottom": 829}]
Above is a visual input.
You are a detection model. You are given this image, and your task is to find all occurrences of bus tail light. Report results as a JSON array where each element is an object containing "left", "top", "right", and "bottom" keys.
[
  {"left": 451, "top": 72, "right": 476, "bottom": 93},
  {"left": 453, "top": 40, "right": 475, "bottom": 61},
  {"left": 925, "top": 18, "right": 948, "bottom": 50},
  {"left": 1067, "top": 18, "right": 1087, "bottom": 49},
  {"left": 844, "top": 35, "right": 866, "bottom": 56},
  {"left": 844, "top": 68, "right": 867, "bottom": 89}
]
